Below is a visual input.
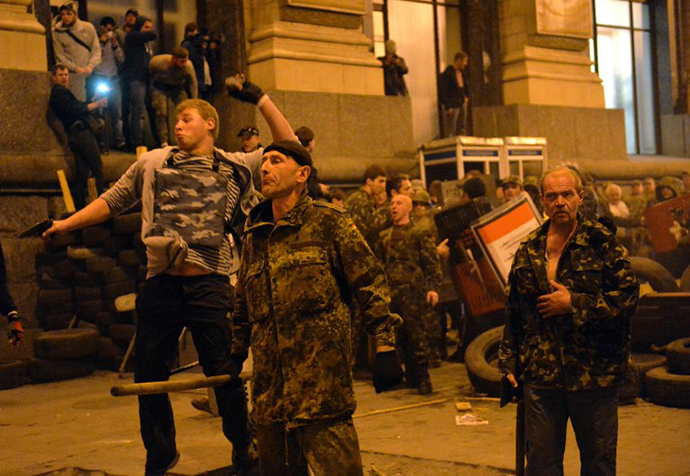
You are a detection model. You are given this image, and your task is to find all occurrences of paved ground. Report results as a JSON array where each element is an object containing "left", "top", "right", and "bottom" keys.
[{"left": 1, "top": 361, "right": 689, "bottom": 475}]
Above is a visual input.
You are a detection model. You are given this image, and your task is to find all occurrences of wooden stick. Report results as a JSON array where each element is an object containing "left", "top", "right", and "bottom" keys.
[
  {"left": 118, "top": 333, "right": 136, "bottom": 379},
  {"left": 56, "top": 169, "right": 76, "bottom": 213},
  {"left": 462, "top": 396, "right": 500, "bottom": 402},
  {"left": 353, "top": 398, "right": 448, "bottom": 419},
  {"left": 87, "top": 177, "right": 97, "bottom": 204},
  {"left": 111, "top": 370, "right": 251, "bottom": 397}
]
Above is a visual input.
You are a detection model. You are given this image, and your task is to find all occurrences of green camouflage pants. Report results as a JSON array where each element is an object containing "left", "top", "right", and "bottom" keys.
[
  {"left": 255, "top": 417, "right": 364, "bottom": 476},
  {"left": 390, "top": 284, "right": 430, "bottom": 386},
  {"left": 151, "top": 87, "right": 188, "bottom": 145}
]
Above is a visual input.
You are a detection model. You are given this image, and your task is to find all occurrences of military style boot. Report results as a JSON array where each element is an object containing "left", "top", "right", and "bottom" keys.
[{"left": 418, "top": 378, "right": 433, "bottom": 395}]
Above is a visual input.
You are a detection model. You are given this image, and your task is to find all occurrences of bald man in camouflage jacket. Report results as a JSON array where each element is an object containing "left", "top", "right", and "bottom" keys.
[
  {"left": 378, "top": 194, "right": 442, "bottom": 395},
  {"left": 232, "top": 140, "right": 402, "bottom": 476},
  {"left": 498, "top": 166, "right": 639, "bottom": 476}
]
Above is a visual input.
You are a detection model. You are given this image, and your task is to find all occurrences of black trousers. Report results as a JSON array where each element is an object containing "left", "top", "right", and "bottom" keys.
[
  {"left": 67, "top": 125, "right": 103, "bottom": 210},
  {"left": 524, "top": 385, "right": 618, "bottom": 476},
  {"left": 135, "top": 273, "right": 251, "bottom": 472}
]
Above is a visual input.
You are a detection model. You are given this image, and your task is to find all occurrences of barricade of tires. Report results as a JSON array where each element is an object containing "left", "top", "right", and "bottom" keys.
[
  {"left": 29, "top": 210, "right": 144, "bottom": 384},
  {"left": 644, "top": 337, "right": 690, "bottom": 408}
]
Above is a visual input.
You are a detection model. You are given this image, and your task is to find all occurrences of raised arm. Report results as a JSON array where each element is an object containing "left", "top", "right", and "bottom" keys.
[{"left": 226, "top": 75, "right": 296, "bottom": 142}]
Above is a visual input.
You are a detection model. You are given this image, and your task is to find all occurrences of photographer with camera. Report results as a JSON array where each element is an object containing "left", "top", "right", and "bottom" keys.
[
  {"left": 91, "top": 24, "right": 126, "bottom": 150},
  {"left": 50, "top": 63, "right": 107, "bottom": 210}
]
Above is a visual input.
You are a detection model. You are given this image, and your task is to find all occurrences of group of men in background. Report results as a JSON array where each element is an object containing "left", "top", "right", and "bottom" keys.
[{"left": 51, "top": 3, "right": 222, "bottom": 153}]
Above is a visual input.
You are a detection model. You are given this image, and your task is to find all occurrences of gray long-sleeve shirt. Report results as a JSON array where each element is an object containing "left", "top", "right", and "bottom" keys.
[{"left": 52, "top": 17, "right": 101, "bottom": 71}]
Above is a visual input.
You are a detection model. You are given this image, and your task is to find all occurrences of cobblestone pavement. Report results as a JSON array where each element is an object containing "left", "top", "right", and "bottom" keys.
[{"left": 0, "top": 360, "right": 688, "bottom": 475}]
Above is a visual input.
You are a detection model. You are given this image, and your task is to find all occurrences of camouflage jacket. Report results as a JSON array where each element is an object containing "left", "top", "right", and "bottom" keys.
[
  {"left": 232, "top": 193, "right": 400, "bottom": 426},
  {"left": 498, "top": 214, "right": 639, "bottom": 391},
  {"left": 377, "top": 222, "right": 443, "bottom": 292},
  {"left": 344, "top": 188, "right": 391, "bottom": 248}
]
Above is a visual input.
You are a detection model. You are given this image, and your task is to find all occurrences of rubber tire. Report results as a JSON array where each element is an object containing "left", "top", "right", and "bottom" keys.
[
  {"left": 85, "top": 256, "right": 117, "bottom": 274},
  {"left": 667, "top": 338, "right": 690, "bottom": 375},
  {"left": 464, "top": 326, "right": 503, "bottom": 397},
  {"left": 118, "top": 249, "right": 141, "bottom": 268},
  {"left": 631, "top": 353, "right": 667, "bottom": 398},
  {"left": 103, "top": 280, "right": 136, "bottom": 300},
  {"left": 38, "top": 312, "right": 74, "bottom": 330},
  {"left": 94, "top": 337, "right": 124, "bottom": 370},
  {"left": 630, "top": 257, "right": 680, "bottom": 293},
  {"left": 37, "top": 288, "right": 73, "bottom": 307},
  {"left": 680, "top": 265, "right": 690, "bottom": 292},
  {"left": 101, "top": 236, "right": 131, "bottom": 256},
  {"left": 49, "top": 259, "right": 78, "bottom": 279},
  {"left": 113, "top": 212, "right": 141, "bottom": 236},
  {"left": 74, "top": 286, "right": 102, "bottom": 301},
  {"left": 109, "top": 323, "right": 136, "bottom": 348},
  {"left": 74, "top": 271, "right": 104, "bottom": 288},
  {"left": 78, "top": 299, "right": 104, "bottom": 316},
  {"left": 77, "top": 320, "right": 99, "bottom": 331},
  {"left": 0, "top": 360, "right": 28, "bottom": 390},
  {"left": 28, "top": 358, "right": 96, "bottom": 383},
  {"left": 82, "top": 225, "right": 112, "bottom": 247},
  {"left": 33, "top": 329, "right": 101, "bottom": 360},
  {"left": 104, "top": 266, "right": 137, "bottom": 285},
  {"left": 112, "top": 310, "right": 135, "bottom": 325},
  {"left": 93, "top": 311, "right": 113, "bottom": 328},
  {"left": 36, "top": 250, "right": 67, "bottom": 268},
  {"left": 38, "top": 272, "right": 70, "bottom": 290},
  {"left": 645, "top": 366, "right": 690, "bottom": 408},
  {"left": 45, "top": 232, "right": 78, "bottom": 252}
]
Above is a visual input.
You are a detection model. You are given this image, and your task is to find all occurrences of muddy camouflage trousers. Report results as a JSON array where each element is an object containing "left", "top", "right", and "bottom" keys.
[
  {"left": 256, "top": 417, "right": 364, "bottom": 476},
  {"left": 390, "top": 284, "right": 430, "bottom": 386}
]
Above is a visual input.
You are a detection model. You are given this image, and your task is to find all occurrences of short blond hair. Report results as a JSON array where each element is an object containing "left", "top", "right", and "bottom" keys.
[{"left": 175, "top": 99, "right": 219, "bottom": 140}]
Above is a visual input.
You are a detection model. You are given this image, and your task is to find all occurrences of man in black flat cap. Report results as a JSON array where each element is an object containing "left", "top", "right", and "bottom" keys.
[{"left": 238, "top": 126, "right": 261, "bottom": 153}]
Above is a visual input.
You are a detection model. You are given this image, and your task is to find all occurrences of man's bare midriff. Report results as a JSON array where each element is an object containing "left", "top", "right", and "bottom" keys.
[{"left": 166, "top": 262, "right": 212, "bottom": 277}]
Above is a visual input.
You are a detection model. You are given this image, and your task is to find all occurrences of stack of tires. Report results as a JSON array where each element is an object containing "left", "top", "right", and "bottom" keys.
[
  {"left": 645, "top": 337, "right": 690, "bottom": 408},
  {"left": 32, "top": 209, "right": 145, "bottom": 381},
  {"left": 617, "top": 257, "right": 683, "bottom": 404}
]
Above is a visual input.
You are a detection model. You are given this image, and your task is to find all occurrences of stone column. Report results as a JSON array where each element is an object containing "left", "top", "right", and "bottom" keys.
[
  {"left": 473, "top": 0, "right": 626, "bottom": 165},
  {"left": 245, "top": 0, "right": 383, "bottom": 95},
  {"left": 1, "top": 0, "right": 47, "bottom": 71},
  {"left": 499, "top": 0, "right": 604, "bottom": 108}
]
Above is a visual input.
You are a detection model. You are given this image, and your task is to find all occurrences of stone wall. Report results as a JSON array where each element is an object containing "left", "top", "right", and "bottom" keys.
[
  {"left": 473, "top": 104, "right": 627, "bottom": 164},
  {"left": 218, "top": 90, "right": 418, "bottom": 183}
]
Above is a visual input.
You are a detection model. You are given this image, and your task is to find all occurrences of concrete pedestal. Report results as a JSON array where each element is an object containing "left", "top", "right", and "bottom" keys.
[
  {"left": 473, "top": 103, "right": 627, "bottom": 164},
  {"left": 499, "top": 0, "right": 605, "bottom": 108},
  {"left": 0, "top": 0, "right": 47, "bottom": 72}
]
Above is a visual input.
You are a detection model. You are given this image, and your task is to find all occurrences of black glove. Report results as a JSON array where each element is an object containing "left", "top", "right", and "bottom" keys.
[
  {"left": 225, "top": 74, "right": 264, "bottom": 105},
  {"left": 372, "top": 350, "right": 403, "bottom": 393},
  {"left": 7, "top": 311, "right": 24, "bottom": 346}
]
